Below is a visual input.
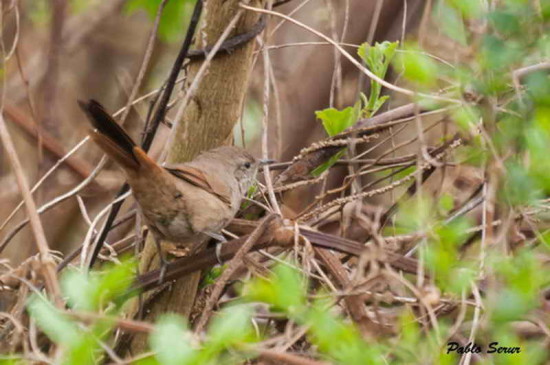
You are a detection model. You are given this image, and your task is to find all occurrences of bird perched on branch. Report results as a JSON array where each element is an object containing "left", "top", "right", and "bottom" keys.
[{"left": 78, "top": 99, "right": 262, "bottom": 281}]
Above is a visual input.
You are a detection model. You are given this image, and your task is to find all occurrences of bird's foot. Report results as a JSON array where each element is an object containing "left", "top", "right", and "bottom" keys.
[{"left": 204, "top": 231, "right": 227, "bottom": 265}]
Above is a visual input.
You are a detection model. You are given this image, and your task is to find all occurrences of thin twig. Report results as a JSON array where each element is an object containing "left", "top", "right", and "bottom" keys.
[
  {"left": 0, "top": 113, "right": 62, "bottom": 305},
  {"left": 0, "top": 157, "right": 107, "bottom": 255},
  {"left": 240, "top": 4, "right": 462, "bottom": 104}
]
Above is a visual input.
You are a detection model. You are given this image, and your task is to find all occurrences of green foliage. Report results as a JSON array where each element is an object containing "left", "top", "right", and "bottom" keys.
[
  {"left": 358, "top": 41, "right": 398, "bottom": 116},
  {"left": 395, "top": 194, "right": 436, "bottom": 233},
  {"left": 435, "top": 1, "right": 468, "bottom": 45},
  {"left": 490, "top": 250, "right": 548, "bottom": 322},
  {"left": 426, "top": 218, "right": 475, "bottom": 293},
  {"left": 312, "top": 103, "right": 360, "bottom": 176},
  {"left": 311, "top": 41, "right": 398, "bottom": 177},
  {"left": 315, "top": 105, "right": 359, "bottom": 137},
  {"left": 148, "top": 306, "right": 257, "bottom": 365},
  {"left": 395, "top": 194, "right": 475, "bottom": 293},
  {"left": 150, "top": 315, "right": 197, "bottom": 365},
  {"left": 27, "top": 260, "right": 260, "bottom": 365},
  {"left": 244, "top": 263, "right": 385, "bottom": 364},
  {"left": 383, "top": 3, "right": 550, "bottom": 361},
  {"left": 27, "top": 260, "right": 136, "bottom": 365},
  {"left": 201, "top": 265, "right": 225, "bottom": 288},
  {"left": 16, "top": 0, "right": 550, "bottom": 363},
  {"left": 245, "top": 264, "right": 307, "bottom": 314},
  {"left": 451, "top": 105, "right": 480, "bottom": 132},
  {"left": 393, "top": 44, "right": 439, "bottom": 88},
  {"left": 61, "top": 260, "right": 135, "bottom": 311},
  {"left": 125, "top": 0, "right": 196, "bottom": 43},
  {"left": 391, "top": 309, "right": 456, "bottom": 364},
  {"left": 27, "top": 296, "right": 82, "bottom": 349},
  {"left": 205, "top": 305, "right": 255, "bottom": 352}
]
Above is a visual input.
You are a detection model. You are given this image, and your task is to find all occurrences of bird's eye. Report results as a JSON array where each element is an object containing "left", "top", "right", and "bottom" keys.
[{"left": 244, "top": 162, "right": 251, "bottom": 169}]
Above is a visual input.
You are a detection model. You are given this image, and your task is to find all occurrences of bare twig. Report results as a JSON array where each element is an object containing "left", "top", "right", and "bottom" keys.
[
  {"left": 0, "top": 157, "right": 107, "bottom": 255},
  {"left": 0, "top": 114, "right": 62, "bottom": 305},
  {"left": 240, "top": 4, "right": 462, "bottom": 104}
]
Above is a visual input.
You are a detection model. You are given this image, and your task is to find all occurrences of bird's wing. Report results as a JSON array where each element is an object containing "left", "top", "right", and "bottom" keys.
[{"left": 165, "top": 164, "right": 232, "bottom": 206}]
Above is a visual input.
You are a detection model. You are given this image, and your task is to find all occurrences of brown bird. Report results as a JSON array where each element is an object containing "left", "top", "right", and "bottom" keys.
[{"left": 78, "top": 100, "right": 261, "bottom": 280}]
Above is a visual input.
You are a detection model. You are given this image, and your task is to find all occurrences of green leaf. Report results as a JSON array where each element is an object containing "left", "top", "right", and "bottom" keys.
[
  {"left": 526, "top": 73, "right": 550, "bottom": 107},
  {"left": 489, "top": 10, "right": 521, "bottom": 36},
  {"left": 370, "top": 95, "right": 389, "bottom": 116},
  {"left": 393, "top": 44, "right": 439, "bottom": 87},
  {"left": 492, "top": 289, "right": 532, "bottom": 322},
  {"left": 425, "top": 218, "right": 473, "bottom": 290},
  {"left": 438, "top": 193, "right": 455, "bottom": 214},
  {"left": 311, "top": 103, "right": 361, "bottom": 176},
  {"left": 27, "top": 295, "right": 81, "bottom": 346},
  {"left": 94, "top": 259, "right": 136, "bottom": 308},
  {"left": 479, "top": 35, "right": 521, "bottom": 72},
  {"left": 358, "top": 41, "right": 398, "bottom": 74},
  {"left": 151, "top": 315, "right": 197, "bottom": 365},
  {"left": 358, "top": 41, "right": 397, "bottom": 116},
  {"left": 503, "top": 161, "right": 540, "bottom": 206},
  {"left": 451, "top": 105, "right": 480, "bottom": 131},
  {"left": 315, "top": 106, "right": 358, "bottom": 137},
  {"left": 207, "top": 305, "right": 255, "bottom": 349},
  {"left": 134, "top": 357, "right": 161, "bottom": 365},
  {"left": 395, "top": 195, "right": 435, "bottom": 232},
  {"left": 306, "top": 300, "right": 373, "bottom": 365},
  {"left": 456, "top": 142, "right": 488, "bottom": 167},
  {"left": 61, "top": 269, "right": 97, "bottom": 311},
  {"left": 201, "top": 265, "right": 226, "bottom": 288},
  {"left": 311, "top": 149, "right": 345, "bottom": 177},
  {"left": 435, "top": 1, "right": 468, "bottom": 45},
  {"left": 62, "top": 260, "right": 135, "bottom": 312},
  {"left": 244, "top": 263, "right": 306, "bottom": 315},
  {"left": 525, "top": 126, "right": 550, "bottom": 193}
]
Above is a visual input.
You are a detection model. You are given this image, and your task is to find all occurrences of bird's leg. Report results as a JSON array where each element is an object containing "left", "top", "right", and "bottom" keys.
[
  {"left": 204, "top": 231, "right": 227, "bottom": 265},
  {"left": 152, "top": 236, "right": 169, "bottom": 284}
]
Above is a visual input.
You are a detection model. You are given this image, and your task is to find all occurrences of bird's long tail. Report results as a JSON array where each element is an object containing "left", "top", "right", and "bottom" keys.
[{"left": 78, "top": 99, "right": 158, "bottom": 172}]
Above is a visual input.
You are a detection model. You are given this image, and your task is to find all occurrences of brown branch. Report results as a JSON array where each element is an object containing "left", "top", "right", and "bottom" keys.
[
  {"left": 66, "top": 311, "right": 155, "bottom": 334},
  {"left": 186, "top": 15, "right": 267, "bottom": 61},
  {"left": 3, "top": 104, "right": 98, "bottom": 182},
  {"left": 275, "top": 103, "right": 423, "bottom": 184},
  {"left": 194, "top": 214, "right": 278, "bottom": 333},
  {"left": 133, "top": 222, "right": 419, "bottom": 293},
  {"left": 314, "top": 248, "right": 379, "bottom": 339}
]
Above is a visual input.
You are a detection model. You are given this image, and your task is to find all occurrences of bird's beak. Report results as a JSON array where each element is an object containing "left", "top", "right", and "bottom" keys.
[{"left": 259, "top": 158, "right": 276, "bottom": 166}]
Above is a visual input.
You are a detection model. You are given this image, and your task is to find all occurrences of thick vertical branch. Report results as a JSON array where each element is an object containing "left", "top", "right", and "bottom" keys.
[{"left": 127, "top": 0, "right": 263, "bottom": 354}]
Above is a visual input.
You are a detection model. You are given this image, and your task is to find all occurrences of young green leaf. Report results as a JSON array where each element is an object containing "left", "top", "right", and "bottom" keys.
[
  {"left": 315, "top": 106, "right": 358, "bottom": 137},
  {"left": 151, "top": 315, "right": 197, "bottom": 365}
]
